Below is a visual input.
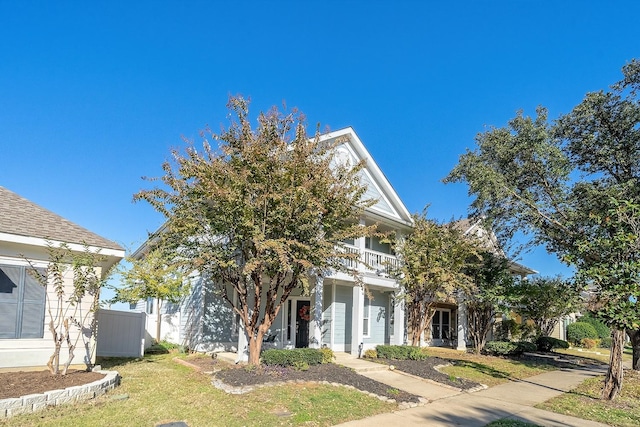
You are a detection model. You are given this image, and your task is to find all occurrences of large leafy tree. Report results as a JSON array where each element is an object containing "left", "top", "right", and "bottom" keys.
[
  {"left": 136, "top": 97, "right": 374, "bottom": 364},
  {"left": 445, "top": 60, "right": 640, "bottom": 399},
  {"left": 110, "top": 249, "right": 187, "bottom": 343},
  {"left": 511, "top": 276, "right": 582, "bottom": 337},
  {"left": 465, "top": 251, "right": 515, "bottom": 354},
  {"left": 393, "top": 211, "right": 479, "bottom": 346}
]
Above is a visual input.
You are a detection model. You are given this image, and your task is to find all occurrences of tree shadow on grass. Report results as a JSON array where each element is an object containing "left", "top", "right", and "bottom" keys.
[{"left": 451, "top": 360, "right": 513, "bottom": 380}]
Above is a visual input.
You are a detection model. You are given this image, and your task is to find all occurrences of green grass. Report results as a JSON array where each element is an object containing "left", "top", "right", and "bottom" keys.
[
  {"left": 554, "top": 346, "right": 633, "bottom": 364},
  {"left": 485, "top": 420, "right": 540, "bottom": 427},
  {"left": 537, "top": 370, "right": 640, "bottom": 427},
  {"left": 425, "top": 347, "right": 556, "bottom": 387},
  {"left": 1, "top": 354, "right": 394, "bottom": 427}
]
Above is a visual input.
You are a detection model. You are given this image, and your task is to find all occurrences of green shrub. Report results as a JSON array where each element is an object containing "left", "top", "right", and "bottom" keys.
[
  {"left": 261, "top": 348, "right": 324, "bottom": 366},
  {"left": 516, "top": 341, "right": 537, "bottom": 353},
  {"left": 375, "top": 345, "right": 428, "bottom": 360},
  {"left": 363, "top": 349, "right": 378, "bottom": 359},
  {"left": 580, "top": 314, "right": 611, "bottom": 340},
  {"left": 600, "top": 337, "right": 612, "bottom": 348},
  {"left": 567, "top": 322, "right": 598, "bottom": 345},
  {"left": 536, "top": 336, "right": 569, "bottom": 352},
  {"left": 484, "top": 341, "right": 536, "bottom": 356},
  {"left": 319, "top": 347, "right": 335, "bottom": 364}
]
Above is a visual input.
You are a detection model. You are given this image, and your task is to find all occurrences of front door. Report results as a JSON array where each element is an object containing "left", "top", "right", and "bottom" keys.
[{"left": 295, "top": 300, "right": 311, "bottom": 348}]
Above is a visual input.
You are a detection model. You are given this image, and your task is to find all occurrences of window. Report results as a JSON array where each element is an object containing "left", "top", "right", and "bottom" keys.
[
  {"left": 431, "top": 309, "right": 451, "bottom": 340},
  {"left": 365, "top": 236, "right": 392, "bottom": 254},
  {"left": 145, "top": 297, "right": 155, "bottom": 314},
  {"left": 363, "top": 296, "right": 371, "bottom": 337},
  {"left": 0, "top": 264, "right": 46, "bottom": 339}
]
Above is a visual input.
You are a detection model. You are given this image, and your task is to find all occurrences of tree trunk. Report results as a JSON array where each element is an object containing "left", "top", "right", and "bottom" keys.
[
  {"left": 602, "top": 328, "right": 625, "bottom": 400},
  {"left": 626, "top": 329, "right": 640, "bottom": 371},
  {"left": 247, "top": 321, "right": 272, "bottom": 365}
]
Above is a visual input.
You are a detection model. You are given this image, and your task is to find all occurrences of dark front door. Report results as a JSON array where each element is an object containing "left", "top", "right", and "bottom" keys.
[{"left": 295, "top": 300, "right": 310, "bottom": 348}]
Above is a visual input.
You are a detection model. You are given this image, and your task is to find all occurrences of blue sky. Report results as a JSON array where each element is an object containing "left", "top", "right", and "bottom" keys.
[{"left": 1, "top": 1, "right": 639, "bottom": 300}]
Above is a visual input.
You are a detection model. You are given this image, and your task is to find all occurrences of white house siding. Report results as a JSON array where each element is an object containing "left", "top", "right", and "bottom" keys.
[
  {"left": 333, "top": 284, "right": 353, "bottom": 351},
  {"left": 362, "top": 289, "right": 389, "bottom": 348},
  {"left": 0, "top": 255, "right": 103, "bottom": 369}
]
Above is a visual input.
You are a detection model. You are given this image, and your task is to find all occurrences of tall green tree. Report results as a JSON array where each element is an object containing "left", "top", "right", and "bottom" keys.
[
  {"left": 445, "top": 60, "right": 640, "bottom": 399},
  {"left": 136, "top": 97, "right": 374, "bottom": 364},
  {"left": 110, "top": 249, "right": 187, "bottom": 343},
  {"left": 465, "top": 251, "right": 515, "bottom": 354},
  {"left": 511, "top": 276, "right": 582, "bottom": 337},
  {"left": 393, "top": 211, "right": 479, "bottom": 346}
]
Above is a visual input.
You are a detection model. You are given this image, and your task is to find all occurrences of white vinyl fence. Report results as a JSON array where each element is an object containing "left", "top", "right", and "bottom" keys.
[{"left": 96, "top": 309, "right": 146, "bottom": 358}]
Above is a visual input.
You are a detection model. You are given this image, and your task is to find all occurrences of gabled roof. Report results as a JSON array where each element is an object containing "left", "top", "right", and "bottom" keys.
[
  {"left": 454, "top": 217, "right": 538, "bottom": 276},
  {"left": 0, "top": 186, "right": 123, "bottom": 252},
  {"left": 318, "top": 127, "right": 414, "bottom": 229}
]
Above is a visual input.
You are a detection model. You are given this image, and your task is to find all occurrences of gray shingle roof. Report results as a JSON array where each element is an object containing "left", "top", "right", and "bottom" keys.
[{"left": 0, "top": 186, "right": 123, "bottom": 251}]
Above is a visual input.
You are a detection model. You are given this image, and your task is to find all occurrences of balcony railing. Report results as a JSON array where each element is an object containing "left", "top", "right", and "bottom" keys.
[{"left": 336, "top": 245, "right": 398, "bottom": 277}]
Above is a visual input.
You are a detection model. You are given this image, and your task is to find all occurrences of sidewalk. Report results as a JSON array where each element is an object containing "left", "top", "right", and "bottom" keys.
[{"left": 334, "top": 353, "right": 609, "bottom": 427}]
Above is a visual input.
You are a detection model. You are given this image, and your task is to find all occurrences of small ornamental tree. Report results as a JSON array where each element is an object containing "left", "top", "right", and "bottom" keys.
[
  {"left": 512, "top": 276, "right": 582, "bottom": 337},
  {"left": 393, "top": 210, "right": 479, "bottom": 346},
  {"left": 26, "top": 243, "right": 111, "bottom": 375},
  {"left": 465, "top": 251, "right": 515, "bottom": 354},
  {"left": 110, "top": 248, "right": 187, "bottom": 343},
  {"left": 135, "top": 97, "right": 375, "bottom": 365}
]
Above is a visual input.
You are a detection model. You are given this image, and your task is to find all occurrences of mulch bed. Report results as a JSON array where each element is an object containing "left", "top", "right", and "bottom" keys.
[
  {"left": 0, "top": 370, "right": 105, "bottom": 400},
  {"left": 377, "top": 357, "right": 482, "bottom": 390}
]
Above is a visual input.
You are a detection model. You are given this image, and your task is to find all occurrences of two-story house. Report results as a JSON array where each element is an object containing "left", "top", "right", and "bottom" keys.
[{"left": 132, "top": 127, "right": 413, "bottom": 357}]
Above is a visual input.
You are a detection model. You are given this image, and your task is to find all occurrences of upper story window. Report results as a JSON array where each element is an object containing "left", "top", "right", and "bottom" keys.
[{"left": 0, "top": 264, "right": 46, "bottom": 339}]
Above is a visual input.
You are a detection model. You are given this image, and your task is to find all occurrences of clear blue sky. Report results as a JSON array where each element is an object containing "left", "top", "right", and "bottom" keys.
[{"left": 1, "top": 1, "right": 638, "bottom": 298}]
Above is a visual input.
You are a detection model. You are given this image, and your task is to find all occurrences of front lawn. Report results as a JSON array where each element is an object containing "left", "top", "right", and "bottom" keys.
[
  {"left": 537, "top": 370, "right": 640, "bottom": 427},
  {"left": 1, "top": 354, "right": 394, "bottom": 427},
  {"left": 424, "top": 347, "right": 557, "bottom": 387},
  {"left": 554, "top": 346, "right": 633, "bottom": 364}
]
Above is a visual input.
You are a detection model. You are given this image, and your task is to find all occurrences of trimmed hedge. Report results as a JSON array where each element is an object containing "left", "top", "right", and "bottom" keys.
[
  {"left": 567, "top": 322, "right": 598, "bottom": 346},
  {"left": 261, "top": 348, "right": 325, "bottom": 366},
  {"left": 536, "top": 336, "right": 569, "bottom": 352},
  {"left": 376, "top": 345, "right": 428, "bottom": 360},
  {"left": 484, "top": 341, "right": 536, "bottom": 356}
]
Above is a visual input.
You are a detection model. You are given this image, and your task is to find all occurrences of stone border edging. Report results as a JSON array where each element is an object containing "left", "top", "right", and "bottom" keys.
[{"left": 0, "top": 370, "right": 120, "bottom": 419}]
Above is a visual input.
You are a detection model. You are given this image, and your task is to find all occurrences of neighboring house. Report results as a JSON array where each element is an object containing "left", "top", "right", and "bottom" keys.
[
  {"left": 0, "top": 186, "right": 124, "bottom": 368},
  {"left": 132, "top": 127, "right": 413, "bottom": 357},
  {"left": 444, "top": 218, "right": 537, "bottom": 350}
]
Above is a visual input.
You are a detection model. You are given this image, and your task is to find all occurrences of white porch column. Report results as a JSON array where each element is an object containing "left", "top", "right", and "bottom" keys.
[
  {"left": 392, "top": 292, "right": 405, "bottom": 345},
  {"left": 310, "top": 275, "right": 324, "bottom": 349},
  {"left": 236, "top": 320, "right": 248, "bottom": 362},
  {"left": 351, "top": 286, "right": 364, "bottom": 356},
  {"left": 456, "top": 298, "right": 468, "bottom": 351}
]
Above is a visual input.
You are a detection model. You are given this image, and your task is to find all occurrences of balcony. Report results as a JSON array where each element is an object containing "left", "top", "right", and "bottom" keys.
[{"left": 337, "top": 245, "right": 398, "bottom": 277}]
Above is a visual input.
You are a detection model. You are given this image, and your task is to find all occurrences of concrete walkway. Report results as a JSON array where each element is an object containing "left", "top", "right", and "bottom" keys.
[{"left": 334, "top": 353, "right": 610, "bottom": 427}]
